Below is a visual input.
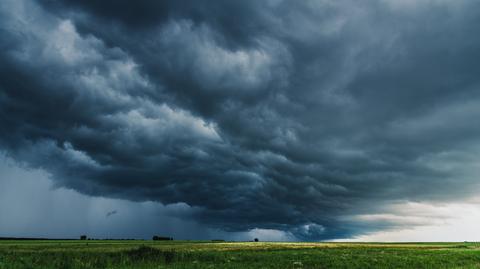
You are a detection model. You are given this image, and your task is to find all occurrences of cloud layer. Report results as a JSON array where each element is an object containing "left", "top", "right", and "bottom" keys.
[{"left": 2, "top": 0, "right": 480, "bottom": 240}]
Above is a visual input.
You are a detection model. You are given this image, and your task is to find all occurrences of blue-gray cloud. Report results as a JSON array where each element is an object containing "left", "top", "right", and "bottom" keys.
[{"left": 1, "top": 0, "right": 480, "bottom": 240}]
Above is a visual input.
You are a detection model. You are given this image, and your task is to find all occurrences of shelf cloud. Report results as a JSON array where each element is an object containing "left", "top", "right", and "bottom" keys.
[{"left": 2, "top": 0, "right": 480, "bottom": 240}]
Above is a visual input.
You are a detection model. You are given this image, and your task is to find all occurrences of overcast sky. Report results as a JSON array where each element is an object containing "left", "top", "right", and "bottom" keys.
[{"left": 2, "top": 0, "right": 480, "bottom": 241}]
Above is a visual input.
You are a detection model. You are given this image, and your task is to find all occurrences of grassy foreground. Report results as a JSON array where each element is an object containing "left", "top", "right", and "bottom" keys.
[{"left": 1, "top": 240, "right": 480, "bottom": 269}]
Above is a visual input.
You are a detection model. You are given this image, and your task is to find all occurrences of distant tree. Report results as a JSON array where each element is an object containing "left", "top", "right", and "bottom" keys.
[
  {"left": 254, "top": 238, "right": 259, "bottom": 242},
  {"left": 80, "top": 235, "right": 87, "bottom": 240}
]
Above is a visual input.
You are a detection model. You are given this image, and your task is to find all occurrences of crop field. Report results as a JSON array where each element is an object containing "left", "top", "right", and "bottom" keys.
[{"left": 1, "top": 240, "right": 480, "bottom": 269}]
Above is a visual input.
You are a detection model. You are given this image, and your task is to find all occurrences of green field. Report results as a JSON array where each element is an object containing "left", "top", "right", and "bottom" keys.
[{"left": 1, "top": 240, "right": 480, "bottom": 269}]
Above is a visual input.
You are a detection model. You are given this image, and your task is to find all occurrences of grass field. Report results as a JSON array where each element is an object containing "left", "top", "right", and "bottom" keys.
[{"left": 1, "top": 240, "right": 480, "bottom": 268}]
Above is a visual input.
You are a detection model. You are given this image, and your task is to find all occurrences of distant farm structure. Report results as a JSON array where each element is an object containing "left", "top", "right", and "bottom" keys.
[{"left": 152, "top": 236, "right": 173, "bottom": 241}]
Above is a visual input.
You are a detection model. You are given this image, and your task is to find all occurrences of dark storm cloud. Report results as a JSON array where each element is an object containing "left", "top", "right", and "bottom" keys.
[{"left": 2, "top": 0, "right": 480, "bottom": 240}]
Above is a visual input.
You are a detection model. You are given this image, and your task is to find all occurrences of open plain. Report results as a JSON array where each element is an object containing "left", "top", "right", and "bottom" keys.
[{"left": 1, "top": 240, "right": 480, "bottom": 269}]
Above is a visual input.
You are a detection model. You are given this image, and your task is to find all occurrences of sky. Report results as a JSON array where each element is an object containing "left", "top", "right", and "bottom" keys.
[{"left": 1, "top": 0, "right": 480, "bottom": 241}]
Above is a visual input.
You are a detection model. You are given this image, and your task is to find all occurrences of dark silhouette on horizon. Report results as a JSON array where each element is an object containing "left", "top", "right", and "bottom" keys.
[{"left": 152, "top": 236, "right": 173, "bottom": 241}]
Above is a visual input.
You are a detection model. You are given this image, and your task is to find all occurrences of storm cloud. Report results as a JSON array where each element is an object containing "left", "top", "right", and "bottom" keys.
[{"left": 2, "top": 0, "right": 480, "bottom": 240}]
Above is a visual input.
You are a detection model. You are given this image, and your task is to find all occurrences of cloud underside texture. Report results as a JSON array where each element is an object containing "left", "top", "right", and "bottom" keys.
[{"left": 1, "top": 0, "right": 480, "bottom": 240}]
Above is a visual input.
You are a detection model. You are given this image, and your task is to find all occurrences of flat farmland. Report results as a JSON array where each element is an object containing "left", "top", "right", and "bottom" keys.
[{"left": 1, "top": 240, "right": 480, "bottom": 268}]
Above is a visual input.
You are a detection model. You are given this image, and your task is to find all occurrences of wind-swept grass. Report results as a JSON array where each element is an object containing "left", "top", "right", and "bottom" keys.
[{"left": 1, "top": 240, "right": 480, "bottom": 268}]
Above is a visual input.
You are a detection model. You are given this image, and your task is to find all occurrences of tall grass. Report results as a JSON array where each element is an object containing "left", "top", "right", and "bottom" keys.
[{"left": 1, "top": 241, "right": 480, "bottom": 268}]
